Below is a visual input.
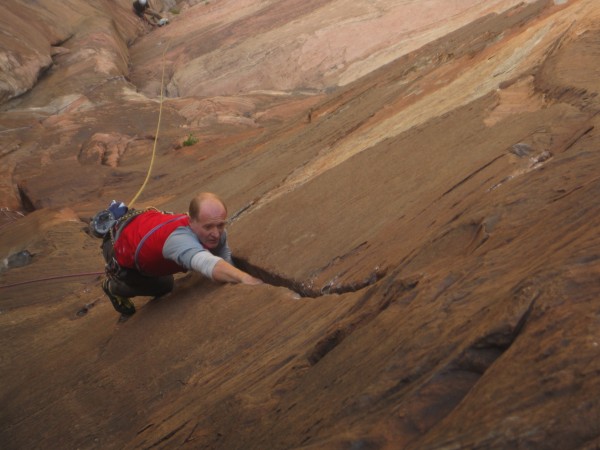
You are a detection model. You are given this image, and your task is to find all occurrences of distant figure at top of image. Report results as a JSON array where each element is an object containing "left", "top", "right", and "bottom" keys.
[
  {"left": 132, "top": 0, "right": 169, "bottom": 27},
  {"left": 100, "top": 192, "right": 263, "bottom": 317}
]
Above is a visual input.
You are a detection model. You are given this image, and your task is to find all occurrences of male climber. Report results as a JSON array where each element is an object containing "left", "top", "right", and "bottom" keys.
[
  {"left": 102, "top": 192, "right": 262, "bottom": 316},
  {"left": 132, "top": 0, "right": 168, "bottom": 27}
]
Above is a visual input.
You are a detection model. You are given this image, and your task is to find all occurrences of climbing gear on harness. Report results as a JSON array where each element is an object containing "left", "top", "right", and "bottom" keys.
[
  {"left": 90, "top": 197, "right": 159, "bottom": 242},
  {"left": 102, "top": 279, "right": 136, "bottom": 316},
  {"left": 90, "top": 209, "right": 116, "bottom": 238},
  {"left": 90, "top": 201, "right": 129, "bottom": 238},
  {"left": 104, "top": 252, "right": 122, "bottom": 279},
  {"left": 109, "top": 207, "right": 154, "bottom": 243}
]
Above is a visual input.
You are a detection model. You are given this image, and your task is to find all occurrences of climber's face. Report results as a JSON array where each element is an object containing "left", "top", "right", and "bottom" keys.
[{"left": 190, "top": 198, "right": 227, "bottom": 249}]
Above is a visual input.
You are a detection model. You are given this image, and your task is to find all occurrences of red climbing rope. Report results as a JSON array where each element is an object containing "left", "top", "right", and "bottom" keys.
[{"left": 0, "top": 271, "right": 103, "bottom": 289}]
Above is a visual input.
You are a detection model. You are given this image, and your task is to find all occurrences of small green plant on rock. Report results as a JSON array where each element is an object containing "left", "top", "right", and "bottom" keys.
[{"left": 183, "top": 133, "right": 199, "bottom": 147}]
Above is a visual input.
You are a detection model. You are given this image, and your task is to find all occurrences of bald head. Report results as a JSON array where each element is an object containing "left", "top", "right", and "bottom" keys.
[
  {"left": 189, "top": 192, "right": 227, "bottom": 221},
  {"left": 188, "top": 193, "right": 228, "bottom": 249}
]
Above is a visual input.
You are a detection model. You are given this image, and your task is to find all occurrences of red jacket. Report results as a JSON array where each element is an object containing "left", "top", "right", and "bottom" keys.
[{"left": 113, "top": 210, "right": 190, "bottom": 276}]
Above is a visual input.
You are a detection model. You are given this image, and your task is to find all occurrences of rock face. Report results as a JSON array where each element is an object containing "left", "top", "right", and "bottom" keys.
[{"left": 1, "top": 0, "right": 600, "bottom": 449}]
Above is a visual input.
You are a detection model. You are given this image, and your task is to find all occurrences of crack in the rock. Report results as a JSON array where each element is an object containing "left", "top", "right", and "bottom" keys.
[
  {"left": 228, "top": 201, "right": 255, "bottom": 223},
  {"left": 304, "top": 272, "right": 422, "bottom": 367},
  {"left": 145, "top": 420, "right": 189, "bottom": 450},
  {"left": 234, "top": 257, "right": 387, "bottom": 298},
  {"left": 390, "top": 289, "right": 541, "bottom": 450},
  {"left": 453, "top": 283, "right": 538, "bottom": 376},
  {"left": 440, "top": 153, "right": 506, "bottom": 198},
  {"left": 17, "top": 183, "right": 36, "bottom": 212},
  {"left": 51, "top": 34, "right": 74, "bottom": 47},
  {"left": 555, "top": 123, "right": 594, "bottom": 153}
]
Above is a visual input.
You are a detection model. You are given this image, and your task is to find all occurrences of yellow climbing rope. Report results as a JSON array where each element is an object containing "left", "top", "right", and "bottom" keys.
[{"left": 128, "top": 39, "right": 171, "bottom": 208}]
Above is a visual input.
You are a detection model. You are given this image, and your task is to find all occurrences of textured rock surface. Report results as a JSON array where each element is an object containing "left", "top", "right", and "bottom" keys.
[{"left": 1, "top": 0, "right": 600, "bottom": 449}]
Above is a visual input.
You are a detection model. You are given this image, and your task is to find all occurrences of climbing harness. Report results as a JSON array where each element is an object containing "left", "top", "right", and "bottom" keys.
[{"left": 102, "top": 206, "right": 159, "bottom": 279}]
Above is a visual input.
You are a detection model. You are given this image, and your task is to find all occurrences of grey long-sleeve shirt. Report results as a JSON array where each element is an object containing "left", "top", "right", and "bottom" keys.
[{"left": 162, "top": 227, "right": 233, "bottom": 278}]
